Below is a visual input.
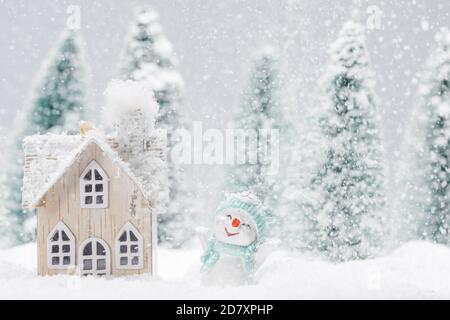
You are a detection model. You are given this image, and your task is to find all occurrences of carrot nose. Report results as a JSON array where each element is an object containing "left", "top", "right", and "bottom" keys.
[{"left": 231, "top": 218, "right": 241, "bottom": 228}]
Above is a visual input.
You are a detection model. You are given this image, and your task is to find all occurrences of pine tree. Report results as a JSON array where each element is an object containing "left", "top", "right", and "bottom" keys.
[
  {"left": 420, "top": 28, "right": 450, "bottom": 244},
  {"left": 0, "top": 30, "right": 86, "bottom": 245},
  {"left": 30, "top": 31, "right": 86, "bottom": 134},
  {"left": 312, "top": 21, "right": 385, "bottom": 261},
  {"left": 227, "top": 47, "right": 284, "bottom": 206},
  {"left": 120, "top": 7, "right": 191, "bottom": 247}
]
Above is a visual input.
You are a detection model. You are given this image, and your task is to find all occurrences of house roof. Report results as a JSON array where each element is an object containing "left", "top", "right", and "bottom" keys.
[{"left": 22, "top": 130, "right": 168, "bottom": 212}]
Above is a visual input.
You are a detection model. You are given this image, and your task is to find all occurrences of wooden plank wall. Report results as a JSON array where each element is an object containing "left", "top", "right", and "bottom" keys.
[{"left": 37, "top": 141, "right": 153, "bottom": 277}]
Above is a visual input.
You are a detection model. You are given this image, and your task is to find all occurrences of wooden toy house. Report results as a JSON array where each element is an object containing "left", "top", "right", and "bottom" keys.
[{"left": 22, "top": 115, "right": 167, "bottom": 277}]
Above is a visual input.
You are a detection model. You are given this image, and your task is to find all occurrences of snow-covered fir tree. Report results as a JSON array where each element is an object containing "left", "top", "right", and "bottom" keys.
[
  {"left": 390, "top": 32, "right": 450, "bottom": 247},
  {"left": 0, "top": 29, "right": 87, "bottom": 245},
  {"left": 227, "top": 47, "right": 285, "bottom": 207},
  {"left": 120, "top": 7, "right": 190, "bottom": 247},
  {"left": 312, "top": 21, "right": 385, "bottom": 261},
  {"left": 419, "top": 28, "right": 450, "bottom": 244},
  {"left": 30, "top": 32, "right": 86, "bottom": 134}
]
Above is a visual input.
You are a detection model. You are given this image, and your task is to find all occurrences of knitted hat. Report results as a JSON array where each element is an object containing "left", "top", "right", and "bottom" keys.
[{"left": 215, "top": 191, "right": 272, "bottom": 242}]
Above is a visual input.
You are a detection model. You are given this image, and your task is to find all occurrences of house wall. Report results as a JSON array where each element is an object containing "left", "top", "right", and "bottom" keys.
[{"left": 37, "top": 141, "right": 154, "bottom": 276}]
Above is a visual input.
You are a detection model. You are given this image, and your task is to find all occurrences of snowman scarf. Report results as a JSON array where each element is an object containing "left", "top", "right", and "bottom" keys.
[{"left": 201, "top": 238, "right": 258, "bottom": 273}]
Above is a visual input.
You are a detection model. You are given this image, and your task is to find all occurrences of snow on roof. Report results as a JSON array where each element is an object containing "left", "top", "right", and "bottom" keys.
[
  {"left": 22, "top": 133, "right": 81, "bottom": 208},
  {"left": 22, "top": 129, "right": 168, "bottom": 212}
]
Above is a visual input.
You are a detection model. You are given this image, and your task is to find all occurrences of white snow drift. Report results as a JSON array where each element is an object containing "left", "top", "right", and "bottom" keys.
[{"left": 0, "top": 240, "right": 449, "bottom": 299}]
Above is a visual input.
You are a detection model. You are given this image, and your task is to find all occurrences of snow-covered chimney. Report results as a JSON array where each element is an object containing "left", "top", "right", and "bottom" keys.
[{"left": 103, "top": 79, "right": 159, "bottom": 162}]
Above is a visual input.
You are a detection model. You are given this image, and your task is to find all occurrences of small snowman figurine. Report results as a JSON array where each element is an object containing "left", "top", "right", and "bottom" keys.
[{"left": 200, "top": 191, "right": 271, "bottom": 285}]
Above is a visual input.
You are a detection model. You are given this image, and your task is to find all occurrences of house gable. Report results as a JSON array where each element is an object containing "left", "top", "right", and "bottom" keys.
[{"left": 36, "top": 140, "right": 154, "bottom": 276}]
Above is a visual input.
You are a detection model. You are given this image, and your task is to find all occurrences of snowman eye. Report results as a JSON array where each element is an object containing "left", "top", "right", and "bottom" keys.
[
  {"left": 242, "top": 223, "right": 251, "bottom": 230},
  {"left": 226, "top": 214, "right": 232, "bottom": 220}
]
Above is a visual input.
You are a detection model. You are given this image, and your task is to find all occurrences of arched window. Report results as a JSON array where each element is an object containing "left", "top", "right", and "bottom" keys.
[
  {"left": 80, "top": 160, "right": 109, "bottom": 209},
  {"left": 47, "top": 221, "right": 75, "bottom": 269},
  {"left": 115, "top": 222, "right": 144, "bottom": 269},
  {"left": 78, "top": 237, "right": 111, "bottom": 276}
]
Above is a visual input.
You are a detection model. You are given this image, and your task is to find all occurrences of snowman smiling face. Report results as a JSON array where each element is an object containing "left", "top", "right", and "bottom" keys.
[{"left": 213, "top": 208, "right": 258, "bottom": 246}]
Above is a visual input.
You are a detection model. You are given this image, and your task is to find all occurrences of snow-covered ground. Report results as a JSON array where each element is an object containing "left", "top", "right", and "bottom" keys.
[{"left": 1, "top": 240, "right": 449, "bottom": 299}]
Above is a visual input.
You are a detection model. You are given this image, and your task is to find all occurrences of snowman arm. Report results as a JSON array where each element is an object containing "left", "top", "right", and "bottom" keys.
[
  {"left": 195, "top": 226, "right": 211, "bottom": 251},
  {"left": 200, "top": 239, "right": 220, "bottom": 271}
]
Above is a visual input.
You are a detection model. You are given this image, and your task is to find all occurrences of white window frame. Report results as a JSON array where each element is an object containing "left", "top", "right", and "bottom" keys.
[
  {"left": 115, "top": 222, "right": 144, "bottom": 270},
  {"left": 80, "top": 160, "right": 109, "bottom": 209},
  {"left": 78, "top": 237, "right": 111, "bottom": 276},
  {"left": 47, "top": 221, "right": 76, "bottom": 270}
]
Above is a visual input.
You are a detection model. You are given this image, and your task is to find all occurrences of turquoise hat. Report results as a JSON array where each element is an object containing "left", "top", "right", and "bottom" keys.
[{"left": 215, "top": 191, "right": 272, "bottom": 242}]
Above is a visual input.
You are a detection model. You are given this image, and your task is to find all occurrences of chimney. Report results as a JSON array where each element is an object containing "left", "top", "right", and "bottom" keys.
[
  {"left": 115, "top": 108, "right": 150, "bottom": 162},
  {"left": 103, "top": 79, "right": 159, "bottom": 161}
]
